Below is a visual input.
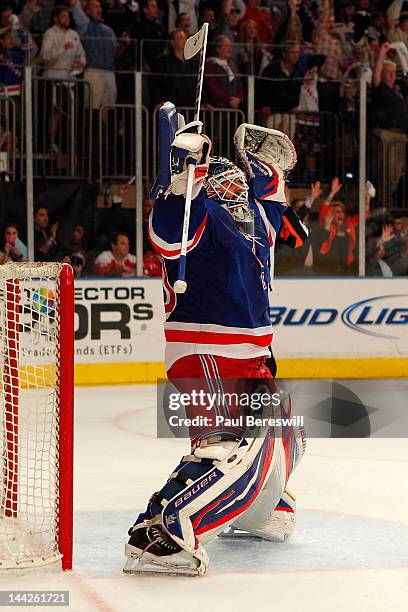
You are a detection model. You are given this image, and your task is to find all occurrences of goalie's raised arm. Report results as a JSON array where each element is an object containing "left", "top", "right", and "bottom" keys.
[
  {"left": 167, "top": 121, "right": 212, "bottom": 199},
  {"left": 234, "top": 123, "right": 296, "bottom": 204},
  {"left": 150, "top": 103, "right": 211, "bottom": 200},
  {"left": 149, "top": 119, "right": 212, "bottom": 261},
  {"left": 233, "top": 123, "right": 297, "bottom": 235}
]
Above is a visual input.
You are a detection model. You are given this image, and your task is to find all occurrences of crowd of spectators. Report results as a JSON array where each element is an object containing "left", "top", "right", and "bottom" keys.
[
  {"left": 1, "top": 1, "right": 408, "bottom": 109},
  {"left": 1, "top": 0, "right": 408, "bottom": 277},
  {"left": 2, "top": 178, "right": 407, "bottom": 277},
  {"left": 275, "top": 176, "right": 408, "bottom": 277},
  {"left": 0, "top": 193, "right": 164, "bottom": 277}
]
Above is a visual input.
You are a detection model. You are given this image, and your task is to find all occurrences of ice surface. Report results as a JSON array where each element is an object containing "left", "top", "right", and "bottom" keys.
[{"left": 1, "top": 384, "right": 407, "bottom": 612}]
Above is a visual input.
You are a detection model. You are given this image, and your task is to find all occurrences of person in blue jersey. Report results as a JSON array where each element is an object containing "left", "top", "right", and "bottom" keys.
[{"left": 124, "top": 120, "right": 307, "bottom": 577}]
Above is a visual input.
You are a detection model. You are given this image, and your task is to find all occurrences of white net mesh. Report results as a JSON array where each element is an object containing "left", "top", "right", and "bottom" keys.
[{"left": 0, "top": 263, "right": 64, "bottom": 569}]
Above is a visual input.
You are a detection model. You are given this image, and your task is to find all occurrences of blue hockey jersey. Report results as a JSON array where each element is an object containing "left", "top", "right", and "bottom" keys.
[{"left": 149, "top": 182, "right": 287, "bottom": 369}]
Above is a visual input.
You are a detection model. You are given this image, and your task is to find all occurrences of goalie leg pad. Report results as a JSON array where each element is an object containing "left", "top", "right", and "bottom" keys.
[
  {"left": 224, "top": 402, "right": 306, "bottom": 541},
  {"left": 162, "top": 429, "right": 279, "bottom": 549},
  {"left": 220, "top": 488, "right": 296, "bottom": 542},
  {"left": 225, "top": 443, "right": 294, "bottom": 542},
  {"left": 127, "top": 427, "right": 279, "bottom": 574}
]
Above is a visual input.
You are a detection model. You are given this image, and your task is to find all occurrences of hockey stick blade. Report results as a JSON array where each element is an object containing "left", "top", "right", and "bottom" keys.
[{"left": 184, "top": 23, "right": 209, "bottom": 60}]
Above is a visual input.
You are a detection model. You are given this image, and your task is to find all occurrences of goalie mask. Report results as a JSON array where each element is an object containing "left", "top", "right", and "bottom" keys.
[{"left": 206, "top": 157, "right": 254, "bottom": 236}]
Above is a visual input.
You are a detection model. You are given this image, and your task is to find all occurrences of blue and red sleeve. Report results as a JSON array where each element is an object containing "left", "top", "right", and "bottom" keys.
[
  {"left": 149, "top": 190, "right": 208, "bottom": 260},
  {"left": 248, "top": 179, "right": 286, "bottom": 236}
]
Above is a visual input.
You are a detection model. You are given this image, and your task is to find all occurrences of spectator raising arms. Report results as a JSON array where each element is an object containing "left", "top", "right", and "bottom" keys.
[
  {"left": 313, "top": 0, "right": 344, "bottom": 83},
  {"left": 94, "top": 231, "right": 136, "bottom": 277},
  {"left": 381, "top": 218, "right": 408, "bottom": 276},
  {"left": 316, "top": 200, "right": 356, "bottom": 275},
  {"left": 68, "top": 0, "right": 118, "bottom": 110},
  {"left": 315, "top": 177, "right": 371, "bottom": 275},
  {"left": 366, "top": 236, "right": 393, "bottom": 278}
]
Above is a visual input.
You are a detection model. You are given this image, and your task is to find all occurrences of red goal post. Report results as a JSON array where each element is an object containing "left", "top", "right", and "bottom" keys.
[{"left": 0, "top": 262, "right": 74, "bottom": 570}]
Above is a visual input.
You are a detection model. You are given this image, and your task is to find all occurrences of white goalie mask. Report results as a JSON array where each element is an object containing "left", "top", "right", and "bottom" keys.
[{"left": 206, "top": 157, "right": 254, "bottom": 236}]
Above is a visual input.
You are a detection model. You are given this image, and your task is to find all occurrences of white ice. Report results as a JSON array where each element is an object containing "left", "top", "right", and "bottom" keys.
[{"left": 1, "top": 384, "right": 407, "bottom": 612}]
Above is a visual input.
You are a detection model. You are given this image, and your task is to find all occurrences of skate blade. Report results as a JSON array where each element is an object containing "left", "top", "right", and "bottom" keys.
[{"left": 123, "top": 557, "right": 199, "bottom": 577}]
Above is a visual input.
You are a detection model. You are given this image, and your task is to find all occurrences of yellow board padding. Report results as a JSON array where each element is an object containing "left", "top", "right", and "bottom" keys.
[
  {"left": 277, "top": 358, "right": 408, "bottom": 379},
  {"left": 0, "top": 365, "right": 57, "bottom": 389},
  {"left": 74, "top": 361, "right": 167, "bottom": 385},
  {"left": 74, "top": 358, "right": 408, "bottom": 385}
]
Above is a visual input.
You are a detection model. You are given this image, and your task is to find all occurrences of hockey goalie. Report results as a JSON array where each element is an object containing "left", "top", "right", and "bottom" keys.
[{"left": 124, "top": 107, "right": 307, "bottom": 576}]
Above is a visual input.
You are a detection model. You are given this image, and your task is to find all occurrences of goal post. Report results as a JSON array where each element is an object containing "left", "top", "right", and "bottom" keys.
[
  {"left": 4, "top": 278, "right": 20, "bottom": 520},
  {"left": 57, "top": 264, "right": 74, "bottom": 571},
  {"left": 0, "top": 262, "right": 74, "bottom": 571}
]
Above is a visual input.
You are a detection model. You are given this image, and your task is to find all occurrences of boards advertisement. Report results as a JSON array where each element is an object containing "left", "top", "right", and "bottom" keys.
[{"left": 72, "top": 278, "right": 408, "bottom": 383}]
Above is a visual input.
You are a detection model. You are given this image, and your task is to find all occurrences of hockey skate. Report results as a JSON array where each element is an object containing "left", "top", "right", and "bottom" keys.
[
  {"left": 219, "top": 489, "right": 296, "bottom": 542},
  {"left": 124, "top": 522, "right": 208, "bottom": 577}
]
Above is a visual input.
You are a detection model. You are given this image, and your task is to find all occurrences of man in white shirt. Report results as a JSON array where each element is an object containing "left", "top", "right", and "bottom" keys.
[{"left": 40, "top": 6, "right": 86, "bottom": 154}]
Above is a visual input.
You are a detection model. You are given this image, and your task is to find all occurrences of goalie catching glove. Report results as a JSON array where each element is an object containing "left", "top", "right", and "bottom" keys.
[
  {"left": 234, "top": 124, "right": 297, "bottom": 203},
  {"left": 167, "top": 120, "right": 212, "bottom": 199}
]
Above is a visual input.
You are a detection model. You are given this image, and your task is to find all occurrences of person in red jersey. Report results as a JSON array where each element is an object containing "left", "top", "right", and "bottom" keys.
[{"left": 94, "top": 231, "right": 136, "bottom": 277}]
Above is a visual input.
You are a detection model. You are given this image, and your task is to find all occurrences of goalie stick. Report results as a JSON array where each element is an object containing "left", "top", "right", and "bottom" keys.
[{"left": 173, "top": 23, "right": 209, "bottom": 294}]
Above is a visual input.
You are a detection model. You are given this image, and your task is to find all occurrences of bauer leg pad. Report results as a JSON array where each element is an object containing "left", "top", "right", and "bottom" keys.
[
  {"left": 220, "top": 405, "right": 306, "bottom": 542},
  {"left": 125, "top": 428, "right": 278, "bottom": 575},
  {"left": 220, "top": 488, "right": 296, "bottom": 542}
]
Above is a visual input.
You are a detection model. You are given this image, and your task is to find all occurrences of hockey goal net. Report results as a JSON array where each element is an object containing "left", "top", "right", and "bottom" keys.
[{"left": 0, "top": 262, "right": 74, "bottom": 570}]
